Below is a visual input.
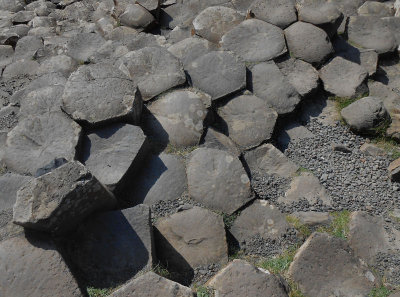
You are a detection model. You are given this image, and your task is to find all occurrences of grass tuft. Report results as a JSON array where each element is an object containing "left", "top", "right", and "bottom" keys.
[
  {"left": 221, "top": 212, "right": 239, "bottom": 229},
  {"left": 288, "top": 281, "right": 306, "bottom": 297},
  {"left": 152, "top": 263, "right": 171, "bottom": 279},
  {"left": 257, "top": 245, "right": 298, "bottom": 274},
  {"left": 369, "top": 286, "right": 392, "bottom": 297},
  {"left": 194, "top": 284, "right": 213, "bottom": 297},
  {"left": 295, "top": 166, "right": 312, "bottom": 176},
  {"left": 286, "top": 215, "right": 312, "bottom": 238},
  {"left": 372, "top": 137, "right": 400, "bottom": 160},
  {"left": 317, "top": 210, "right": 351, "bottom": 239},
  {"left": 87, "top": 287, "right": 113, "bottom": 297},
  {"left": 329, "top": 93, "right": 369, "bottom": 113},
  {"left": 165, "top": 143, "right": 198, "bottom": 157}
]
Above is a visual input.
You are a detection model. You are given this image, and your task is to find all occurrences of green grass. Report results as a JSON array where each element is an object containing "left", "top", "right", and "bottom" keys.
[
  {"left": 221, "top": 212, "right": 239, "bottom": 229},
  {"left": 372, "top": 118, "right": 392, "bottom": 138},
  {"left": 372, "top": 137, "right": 400, "bottom": 160},
  {"left": 87, "top": 287, "right": 113, "bottom": 297},
  {"left": 257, "top": 246, "right": 298, "bottom": 274},
  {"left": 369, "top": 286, "right": 392, "bottom": 297},
  {"left": 152, "top": 263, "right": 171, "bottom": 279},
  {"left": 286, "top": 215, "right": 312, "bottom": 238},
  {"left": 165, "top": 143, "right": 198, "bottom": 157},
  {"left": 295, "top": 166, "right": 312, "bottom": 176},
  {"left": 317, "top": 210, "right": 351, "bottom": 239},
  {"left": 194, "top": 285, "right": 213, "bottom": 297},
  {"left": 288, "top": 281, "right": 307, "bottom": 297}
]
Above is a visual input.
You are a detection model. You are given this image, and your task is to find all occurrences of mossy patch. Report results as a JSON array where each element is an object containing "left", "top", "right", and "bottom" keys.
[
  {"left": 165, "top": 143, "right": 198, "bottom": 157},
  {"left": 329, "top": 93, "right": 368, "bottom": 113},
  {"left": 257, "top": 245, "right": 298, "bottom": 274},
  {"left": 294, "top": 166, "right": 312, "bottom": 176},
  {"left": 286, "top": 215, "right": 312, "bottom": 238},
  {"left": 87, "top": 287, "right": 113, "bottom": 297},
  {"left": 317, "top": 210, "right": 351, "bottom": 239},
  {"left": 373, "top": 138, "right": 400, "bottom": 160},
  {"left": 369, "top": 285, "right": 392, "bottom": 297},
  {"left": 193, "top": 284, "right": 214, "bottom": 297}
]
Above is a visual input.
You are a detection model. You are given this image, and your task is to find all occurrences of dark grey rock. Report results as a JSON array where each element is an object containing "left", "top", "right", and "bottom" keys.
[
  {"left": 119, "top": 4, "right": 155, "bottom": 29},
  {"left": 202, "top": 127, "right": 241, "bottom": 157}
]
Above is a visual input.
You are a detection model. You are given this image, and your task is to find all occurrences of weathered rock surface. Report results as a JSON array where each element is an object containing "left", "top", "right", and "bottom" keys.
[
  {"left": 251, "top": 61, "right": 301, "bottom": 115},
  {"left": 291, "top": 211, "right": 332, "bottom": 226},
  {"left": 249, "top": 0, "right": 297, "bottom": 29},
  {"left": 207, "top": 259, "right": 289, "bottom": 297},
  {"left": 119, "top": 4, "right": 155, "bottom": 29},
  {"left": 168, "top": 37, "right": 215, "bottom": 67},
  {"left": 217, "top": 94, "right": 277, "bottom": 150},
  {"left": 319, "top": 57, "right": 368, "bottom": 98},
  {"left": 202, "top": 127, "right": 241, "bottom": 157},
  {"left": 358, "top": 1, "right": 394, "bottom": 17},
  {"left": 116, "top": 46, "right": 186, "bottom": 101},
  {"left": 221, "top": 19, "right": 287, "bottom": 63},
  {"left": 65, "top": 32, "right": 106, "bottom": 62},
  {"left": 66, "top": 204, "right": 154, "bottom": 287},
  {"left": 62, "top": 63, "right": 142, "bottom": 126},
  {"left": 389, "top": 158, "right": 400, "bottom": 182},
  {"left": 341, "top": 97, "right": 388, "bottom": 134},
  {"left": 13, "top": 161, "right": 116, "bottom": 234},
  {"left": 0, "top": 234, "right": 83, "bottom": 297},
  {"left": 155, "top": 206, "right": 228, "bottom": 273},
  {"left": 288, "top": 232, "right": 379, "bottom": 297},
  {"left": 81, "top": 123, "right": 149, "bottom": 192},
  {"left": 186, "top": 148, "right": 251, "bottom": 214},
  {"left": 360, "top": 143, "right": 385, "bottom": 156},
  {"left": 110, "top": 272, "right": 194, "bottom": 297},
  {"left": 186, "top": 51, "right": 246, "bottom": 100},
  {"left": 145, "top": 89, "right": 209, "bottom": 147}
]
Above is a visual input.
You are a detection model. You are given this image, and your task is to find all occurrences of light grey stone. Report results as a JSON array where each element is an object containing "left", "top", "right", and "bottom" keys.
[
  {"left": 249, "top": 0, "right": 297, "bottom": 29},
  {"left": 2, "top": 59, "right": 39, "bottom": 78},
  {"left": 119, "top": 4, "right": 155, "bottom": 29},
  {"left": 358, "top": 1, "right": 394, "bottom": 17},
  {"left": 12, "top": 11, "right": 36, "bottom": 24},
  {"left": 168, "top": 37, "right": 215, "bottom": 68},
  {"left": 360, "top": 143, "right": 386, "bottom": 156},
  {"left": 37, "top": 55, "right": 77, "bottom": 77},
  {"left": 65, "top": 32, "right": 106, "bottom": 62},
  {"left": 0, "top": 45, "right": 13, "bottom": 68}
]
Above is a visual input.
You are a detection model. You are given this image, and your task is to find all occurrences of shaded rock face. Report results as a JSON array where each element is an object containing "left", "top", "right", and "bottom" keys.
[
  {"left": 13, "top": 161, "right": 116, "bottom": 234},
  {"left": 186, "top": 148, "right": 251, "bottom": 214},
  {"left": 207, "top": 259, "right": 289, "bottom": 297},
  {"left": 155, "top": 206, "right": 228, "bottom": 274},
  {"left": 289, "top": 232, "right": 379, "bottom": 297}
]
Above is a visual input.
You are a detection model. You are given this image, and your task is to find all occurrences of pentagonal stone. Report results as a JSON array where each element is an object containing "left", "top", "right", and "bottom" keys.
[
  {"left": 186, "top": 148, "right": 251, "bottom": 214},
  {"left": 288, "top": 232, "right": 379, "bottom": 297},
  {"left": 207, "top": 259, "right": 289, "bottom": 297},
  {"left": 0, "top": 235, "right": 83, "bottom": 297},
  {"left": 168, "top": 37, "right": 215, "bottom": 68},
  {"left": 202, "top": 127, "right": 241, "bottom": 157},
  {"left": 116, "top": 46, "right": 186, "bottom": 101},
  {"left": 217, "top": 94, "right": 277, "bottom": 150},
  {"left": 358, "top": 1, "right": 394, "bottom": 17},
  {"left": 61, "top": 63, "right": 142, "bottom": 127},
  {"left": 0, "top": 45, "right": 13, "bottom": 68},
  {"left": 319, "top": 57, "right": 368, "bottom": 98},
  {"left": 65, "top": 32, "right": 106, "bottom": 62},
  {"left": 145, "top": 89, "right": 209, "bottom": 147},
  {"left": 284, "top": 21, "right": 333, "bottom": 64},
  {"left": 3, "top": 112, "right": 81, "bottom": 175},
  {"left": 341, "top": 96, "right": 388, "bottom": 134},
  {"left": 124, "top": 153, "right": 187, "bottom": 205},
  {"left": 19, "top": 85, "right": 64, "bottom": 117},
  {"left": 155, "top": 206, "right": 228, "bottom": 273},
  {"left": 110, "top": 272, "right": 193, "bottom": 297},
  {"left": 192, "top": 6, "right": 243, "bottom": 43},
  {"left": 244, "top": 143, "right": 299, "bottom": 178},
  {"left": 231, "top": 200, "right": 291, "bottom": 244},
  {"left": 251, "top": 61, "right": 301, "bottom": 115},
  {"left": 13, "top": 10, "right": 36, "bottom": 25},
  {"left": 186, "top": 51, "right": 246, "bottom": 100},
  {"left": 119, "top": 4, "right": 155, "bottom": 29},
  {"left": 348, "top": 16, "right": 396, "bottom": 54},
  {"left": 66, "top": 204, "right": 154, "bottom": 287},
  {"left": 249, "top": 0, "right": 297, "bottom": 29},
  {"left": 13, "top": 161, "right": 116, "bottom": 234},
  {"left": 221, "top": 19, "right": 287, "bottom": 63}
]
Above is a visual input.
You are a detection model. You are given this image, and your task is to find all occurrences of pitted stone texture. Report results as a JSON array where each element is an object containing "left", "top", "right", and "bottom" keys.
[
  {"left": 186, "top": 148, "right": 251, "bottom": 214},
  {"left": 192, "top": 6, "right": 243, "bottom": 43},
  {"left": 62, "top": 63, "right": 142, "bottom": 127},
  {"left": 244, "top": 143, "right": 299, "bottom": 178},
  {"left": 0, "top": 235, "right": 83, "bottom": 297},
  {"left": 231, "top": 200, "right": 291, "bottom": 244},
  {"left": 217, "top": 94, "right": 278, "bottom": 150},
  {"left": 251, "top": 61, "right": 301, "bottom": 115},
  {"left": 65, "top": 33, "right": 106, "bottom": 62},
  {"left": 249, "top": 0, "right": 297, "bottom": 29},
  {"left": 207, "top": 259, "right": 289, "bottom": 297},
  {"left": 168, "top": 37, "right": 215, "bottom": 68},
  {"left": 13, "top": 161, "right": 116, "bottom": 234},
  {"left": 221, "top": 19, "right": 287, "bottom": 63},
  {"left": 155, "top": 206, "right": 228, "bottom": 272},
  {"left": 116, "top": 46, "right": 186, "bottom": 101},
  {"left": 145, "top": 90, "right": 209, "bottom": 147},
  {"left": 110, "top": 272, "right": 193, "bottom": 297},
  {"left": 348, "top": 16, "right": 396, "bottom": 54},
  {"left": 3, "top": 112, "right": 81, "bottom": 175},
  {"left": 319, "top": 57, "right": 368, "bottom": 98},
  {"left": 37, "top": 55, "right": 77, "bottom": 77},
  {"left": 288, "top": 232, "right": 379, "bottom": 297},
  {"left": 81, "top": 124, "right": 149, "bottom": 191},
  {"left": 284, "top": 21, "right": 333, "bottom": 65},
  {"left": 187, "top": 51, "right": 246, "bottom": 100}
]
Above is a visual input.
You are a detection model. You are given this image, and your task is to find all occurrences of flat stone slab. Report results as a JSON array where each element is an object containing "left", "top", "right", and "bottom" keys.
[
  {"left": 221, "top": 19, "right": 287, "bottom": 63},
  {"left": 13, "top": 161, "right": 116, "bottom": 234},
  {"left": 187, "top": 148, "right": 251, "bottom": 214},
  {"left": 319, "top": 57, "right": 368, "bottom": 98},
  {"left": 81, "top": 123, "right": 149, "bottom": 192},
  {"left": 202, "top": 127, "right": 241, "bottom": 157},
  {"left": 284, "top": 21, "right": 333, "bottom": 64},
  {"left": 155, "top": 206, "right": 228, "bottom": 273},
  {"left": 168, "top": 37, "right": 215, "bottom": 68},
  {"left": 231, "top": 200, "right": 291, "bottom": 244},
  {"left": 192, "top": 6, "right": 243, "bottom": 43},
  {"left": 65, "top": 32, "right": 106, "bottom": 62},
  {"left": 0, "top": 234, "right": 83, "bottom": 297},
  {"left": 19, "top": 85, "right": 64, "bottom": 117},
  {"left": 145, "top": 89, "right": 209, "bottom": 147},
  {"left": 251, "top": 61, "right": 301, "bottom": 115},
  {"left": 207, "top": 259, "right": 289, "bottom": 297},
  {"left": 288, "top": 232, "right": 379, "bottom": 297},
  {"left": 186, "top": 51, "right": 246, "bottom": 100},
  {"left": 119, "top": 4, "right": 155, "bottom": 29},
  {"left": 3, "top": 112, "right": 81, "bottom": 175},
  {"left": 110, "top": 272, "right": 193, "bottom": 297},
  {"left": 249, "top": 0, "right": 297, "bottom": 29},
  {"left": 116, "top": 46, "right": 186, "bottom": 101},
  {"left": 66, "top": 204, "right": 154, "bottom": 287},
  {"left": 217, "top": 94, "right": 277, "bottom": 150},
  {"left": 62, "top": 63, "right": 142, "bottom": 127}
]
